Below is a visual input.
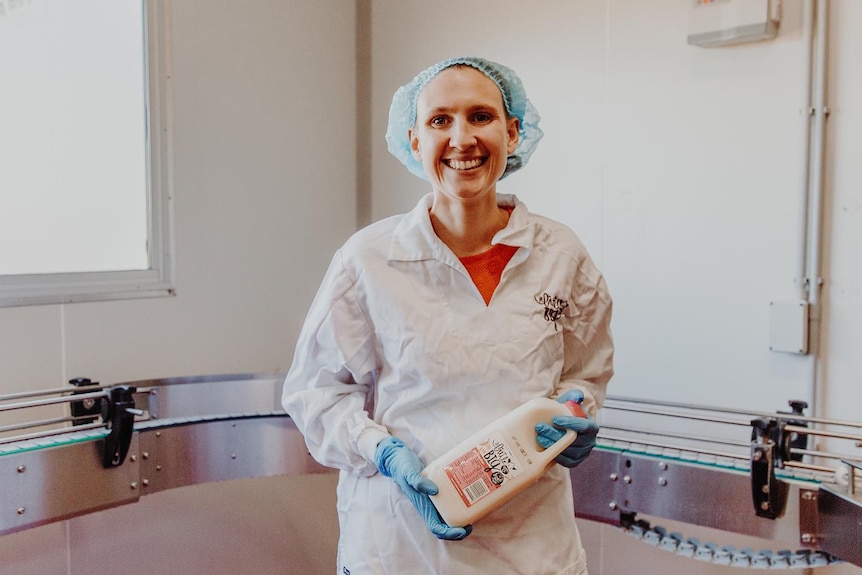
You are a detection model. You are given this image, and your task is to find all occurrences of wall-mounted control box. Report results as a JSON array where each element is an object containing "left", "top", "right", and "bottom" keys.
[{"left": 769, "top": 300, "right": 809, "bottom": 355}]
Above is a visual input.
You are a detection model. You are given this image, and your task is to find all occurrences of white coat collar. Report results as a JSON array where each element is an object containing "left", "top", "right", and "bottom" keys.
[{"left": 388, "top": 193, "right": 535, "bottom": 263}]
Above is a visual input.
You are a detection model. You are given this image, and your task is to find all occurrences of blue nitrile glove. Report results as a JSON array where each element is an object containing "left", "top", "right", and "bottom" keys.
[
  {"left": 535, "top": 390, "right": 599, "bottom": 468},
  {"left": 374, "top": 436, "right": 472, "bottom": 540}
]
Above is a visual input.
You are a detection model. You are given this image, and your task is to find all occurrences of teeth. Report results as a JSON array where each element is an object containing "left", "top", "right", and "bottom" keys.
[{"left": 446, "top": 158, "right": 482, "bottom": 170}]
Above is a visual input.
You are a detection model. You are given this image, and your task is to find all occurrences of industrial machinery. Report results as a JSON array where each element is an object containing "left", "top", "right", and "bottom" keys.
[{"left": 1, "top": 374, "right": 859, "bottom": 569}]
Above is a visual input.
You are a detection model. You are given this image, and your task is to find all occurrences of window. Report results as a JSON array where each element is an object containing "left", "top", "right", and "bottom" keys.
[{"left": 0, "top": 0, "right": 174, "bottom": 306}]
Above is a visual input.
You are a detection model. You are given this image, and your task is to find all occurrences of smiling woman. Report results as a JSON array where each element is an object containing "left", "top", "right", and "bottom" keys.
[
  {"left": 0, "top": 0, "right": 174, "bottom": 307},
  {"left": 282, "top": 56, "right": 613, "bottom": 575}
]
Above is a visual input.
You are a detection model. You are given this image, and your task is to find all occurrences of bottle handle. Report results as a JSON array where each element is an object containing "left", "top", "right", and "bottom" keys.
[
  {"left": 539, "top": 427, "right": 578, "bottom": 466},
  {"left": 538, "top": 401, "right": 587, "bottom": 462}
]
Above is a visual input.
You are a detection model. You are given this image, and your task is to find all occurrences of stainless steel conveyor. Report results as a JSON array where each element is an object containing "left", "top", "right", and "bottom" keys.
[{"left": 0, "top": 374, "right": 859, "bottom": 569}]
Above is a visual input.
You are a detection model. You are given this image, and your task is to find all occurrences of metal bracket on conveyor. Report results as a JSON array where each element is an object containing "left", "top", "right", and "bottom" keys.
[
  {"left": 69, "top": 377, "right": 103, "bottom": 425},
  {"left": 750, "top": 400, "right": 808, "bottom": 519},
  {"left": 100, "top": 386, "right": 141, "bottom": 468},
  {"left": 68, "top": 379, "right": 142, "bottom": 468}
]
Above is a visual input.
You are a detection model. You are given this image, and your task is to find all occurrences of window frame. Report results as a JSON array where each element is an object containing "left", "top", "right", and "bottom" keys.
[{"left": 0, "top": 0, "right": 175, "bottom": 308}]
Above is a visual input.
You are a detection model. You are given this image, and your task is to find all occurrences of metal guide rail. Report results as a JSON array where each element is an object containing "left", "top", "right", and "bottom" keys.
[{"left": 1, "top": 375, "right": 860, "bottom": 569}]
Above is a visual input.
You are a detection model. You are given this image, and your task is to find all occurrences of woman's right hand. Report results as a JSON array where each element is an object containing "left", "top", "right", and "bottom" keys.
[{"left": 375, "top": 437, "right": 473, "bottom": 540}]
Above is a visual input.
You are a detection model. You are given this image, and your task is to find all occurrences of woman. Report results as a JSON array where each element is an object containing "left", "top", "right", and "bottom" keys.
[{"left": 282, "top": 56, "right": 613, "bottom": 574}]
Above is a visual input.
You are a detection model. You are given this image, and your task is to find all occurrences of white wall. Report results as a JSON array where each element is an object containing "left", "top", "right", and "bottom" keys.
[
  {"left": 1, "top": 0, "right": 358, "bottom": 390},
  {"left": 372, "top": 0, "right": 823, "bottom": 414},
  {"left": 822, "top": 0, "right": 862, "bottom": 424}
]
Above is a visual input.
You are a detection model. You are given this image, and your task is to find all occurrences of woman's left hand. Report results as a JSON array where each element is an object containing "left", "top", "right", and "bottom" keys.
[{"left": 535, "top": 390, "right": 599, "bottom": 468}]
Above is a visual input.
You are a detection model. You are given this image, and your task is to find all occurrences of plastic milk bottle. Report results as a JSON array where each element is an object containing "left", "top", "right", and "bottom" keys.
[{"left": 421, "top": 397, "right": 587, "bottom": 527}]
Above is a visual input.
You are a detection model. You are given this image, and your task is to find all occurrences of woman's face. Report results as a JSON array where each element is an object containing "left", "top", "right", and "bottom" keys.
[{"left": 409, "top": 66, "right": 520, "bottom": 204}]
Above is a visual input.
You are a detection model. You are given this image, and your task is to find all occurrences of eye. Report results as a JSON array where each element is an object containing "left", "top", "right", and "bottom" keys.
[
  {"left": 473, "top": 112, "right": 493, "bottom": 123},
  {"left": 429, "top": 116, "right": 449, "bottom": 127}
]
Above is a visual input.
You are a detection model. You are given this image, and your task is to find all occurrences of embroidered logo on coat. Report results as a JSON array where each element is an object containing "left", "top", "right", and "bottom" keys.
[{"left": 535, "top": 292, "right": 568, "bottom": 331}]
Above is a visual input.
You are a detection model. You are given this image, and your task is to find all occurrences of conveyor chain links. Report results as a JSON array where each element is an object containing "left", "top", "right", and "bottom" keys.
[{"left": 621, "top": 518, "right": 842, "bottom": 569}]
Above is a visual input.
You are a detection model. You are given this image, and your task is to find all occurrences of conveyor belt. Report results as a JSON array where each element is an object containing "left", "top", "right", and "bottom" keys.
[
  {"left": 574, "top": 396, "right": 861, "bottom": 568},
  {"left": 0, "top": 374, "right": 859, "bottom": 568},
  {"left": 0, "top": 374, "right": 329, "bottom": 536}
]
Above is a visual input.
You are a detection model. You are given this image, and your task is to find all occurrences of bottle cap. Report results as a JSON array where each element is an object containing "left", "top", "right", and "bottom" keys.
[{"left": 564, "top": 400, "right": 587, "bottom": 418}]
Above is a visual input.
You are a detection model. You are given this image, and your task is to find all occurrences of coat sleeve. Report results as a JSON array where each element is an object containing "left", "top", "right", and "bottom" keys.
[
  {"left": 553, "top": 256, "right": 614, "bottom": 419},
  {"left": 281, "top": 250, "right": 390, "bottom": 476}
]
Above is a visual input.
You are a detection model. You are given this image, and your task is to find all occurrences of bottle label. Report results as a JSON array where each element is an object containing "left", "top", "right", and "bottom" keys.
[{"left": 443, "top": 433, "right": 523, "bottom": 508}]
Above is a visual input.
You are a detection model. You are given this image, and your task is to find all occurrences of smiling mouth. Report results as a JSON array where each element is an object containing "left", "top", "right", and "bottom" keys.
[{"left": 444, "top": 158, "right": 485, "bottom": 170}]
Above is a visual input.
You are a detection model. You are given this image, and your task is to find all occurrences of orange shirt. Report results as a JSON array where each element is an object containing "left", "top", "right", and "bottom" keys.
[{"left": 460, "top": 243, "right": 519, "bottom": 305}]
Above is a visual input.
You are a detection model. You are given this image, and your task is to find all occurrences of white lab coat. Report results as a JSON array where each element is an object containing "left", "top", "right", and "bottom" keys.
[{"left": 282, "top": 193, "right": 613, "bottom": 575}]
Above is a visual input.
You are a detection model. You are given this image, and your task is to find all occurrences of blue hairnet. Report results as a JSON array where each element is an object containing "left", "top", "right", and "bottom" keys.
[{"left": 385, "top": 56, "right": 543, "bottom": 180}]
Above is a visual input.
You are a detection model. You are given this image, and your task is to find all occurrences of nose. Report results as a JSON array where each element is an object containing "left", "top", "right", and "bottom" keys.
[{"left": 449, "top": 119, "right": 476, "bottom": 150}]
